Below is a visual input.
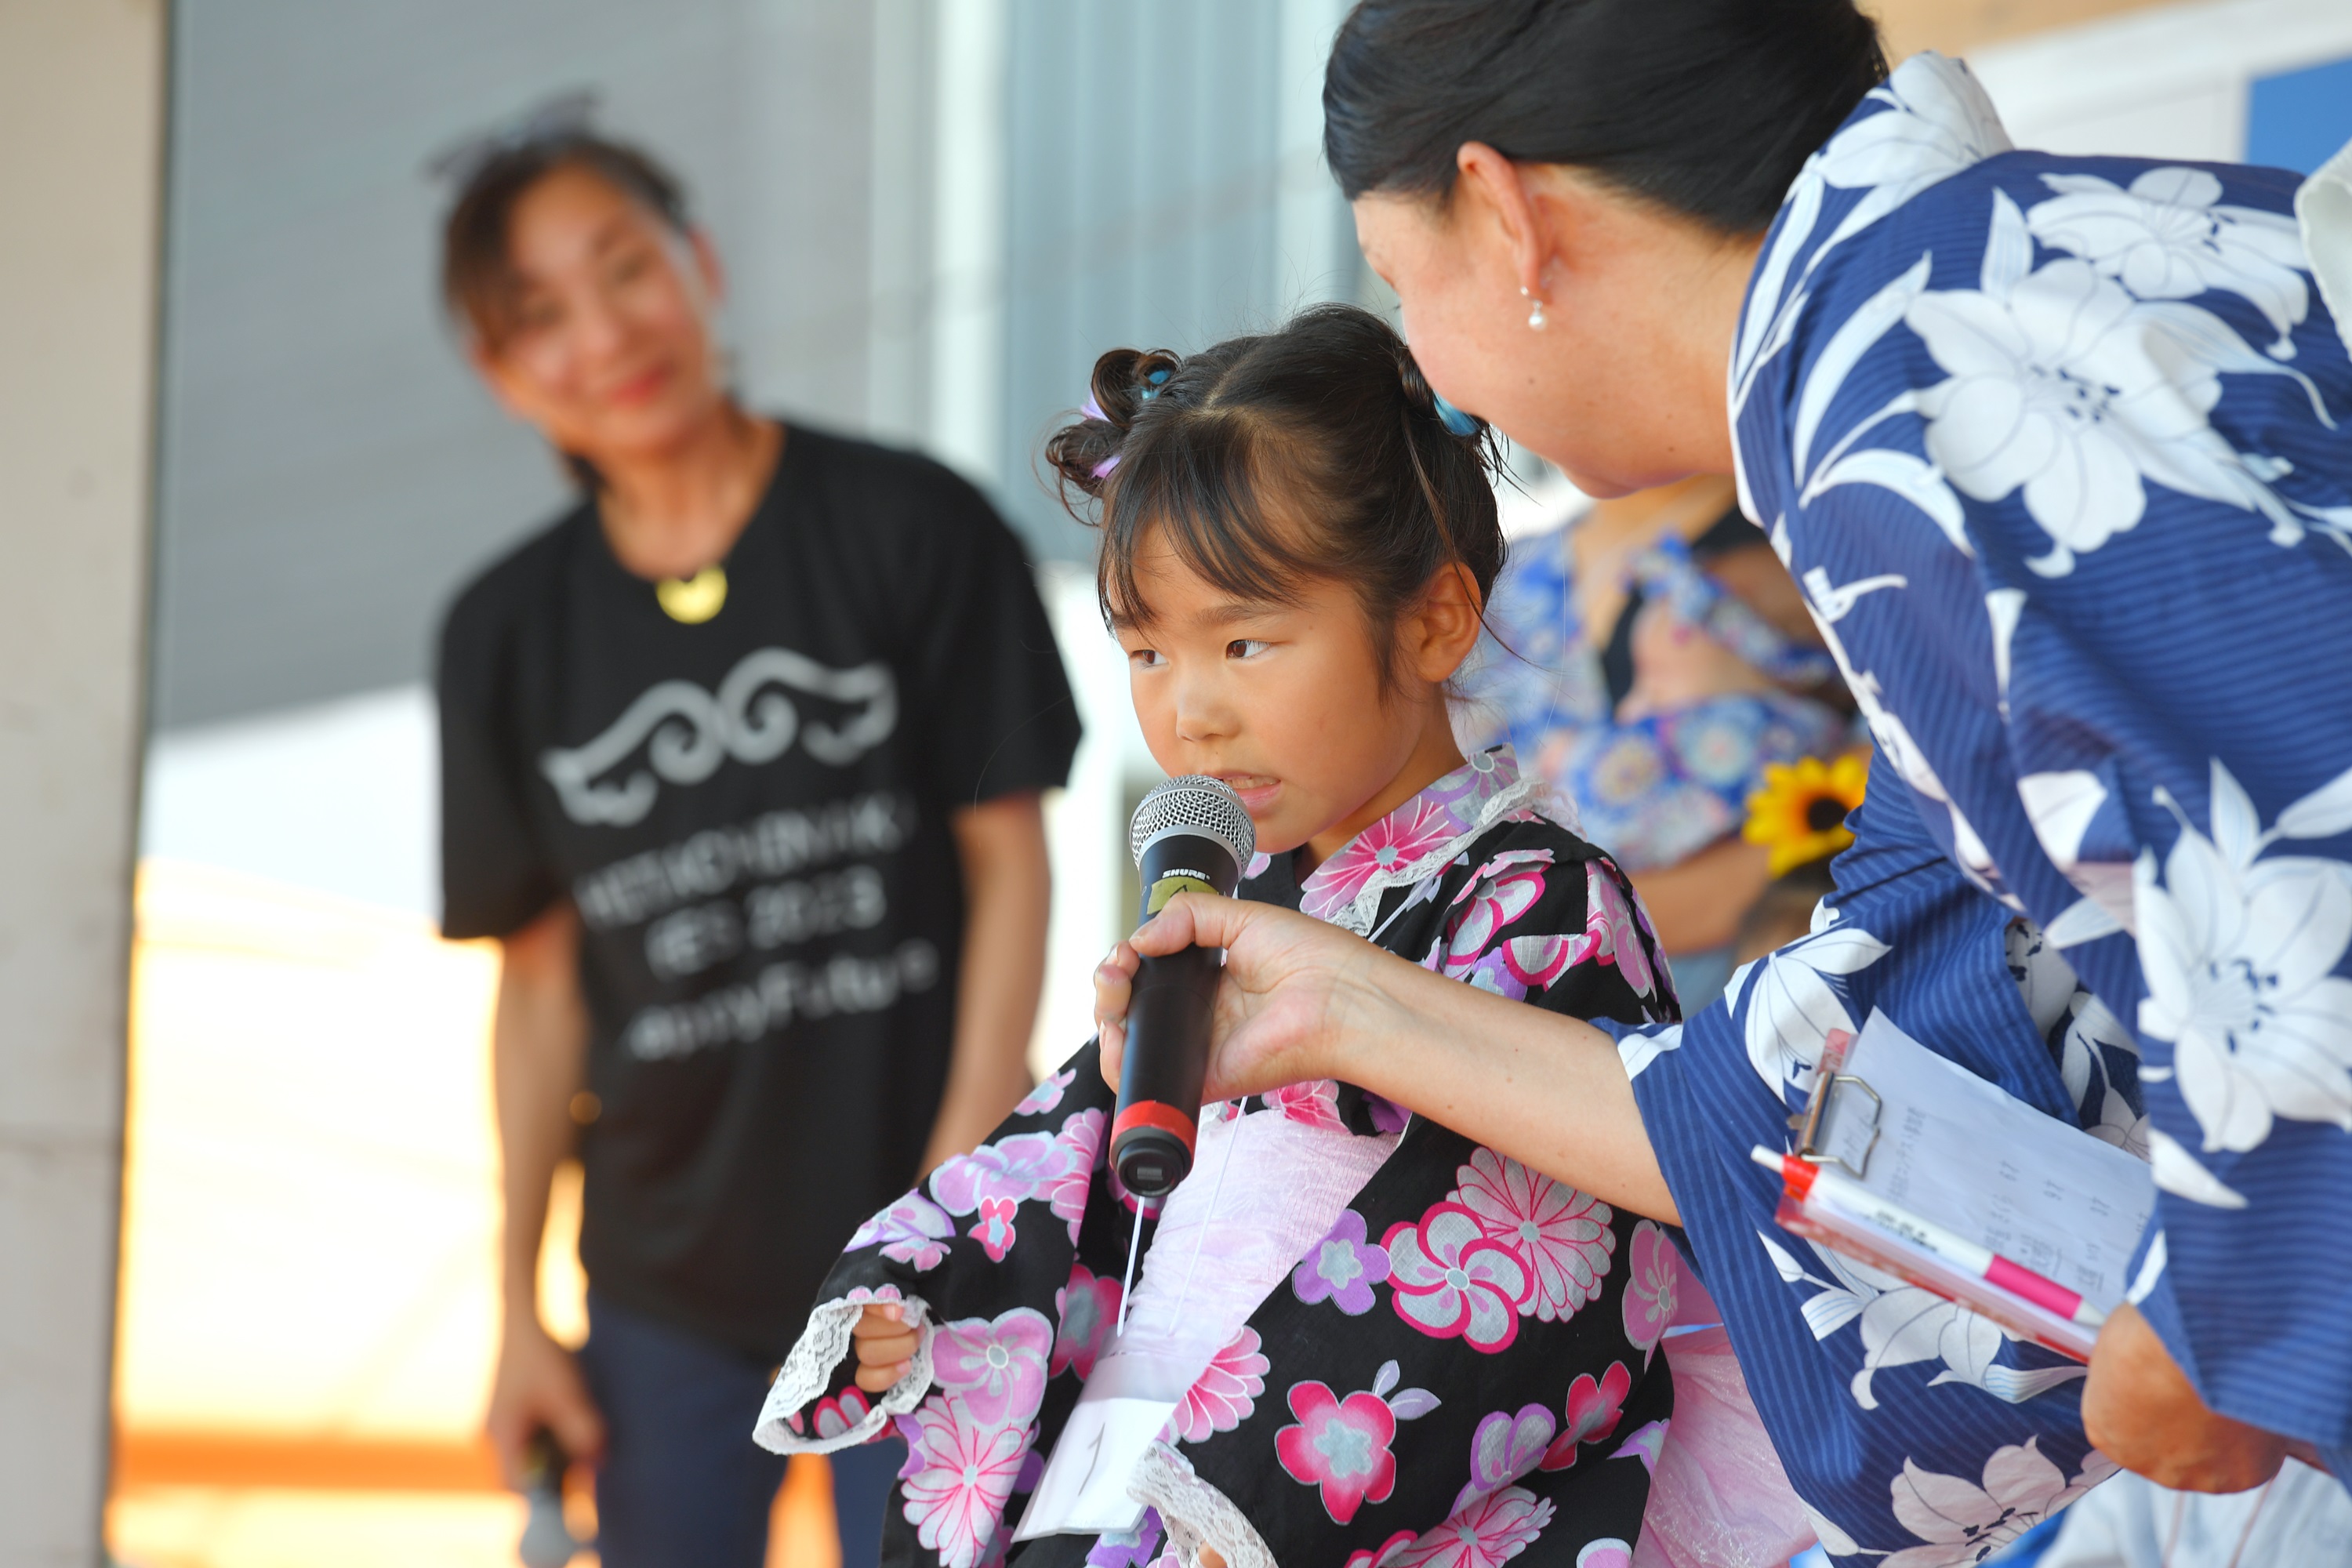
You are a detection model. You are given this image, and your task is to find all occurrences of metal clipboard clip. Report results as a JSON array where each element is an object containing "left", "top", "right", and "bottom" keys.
[{"left": 1785, "top": 1026, "right": 1882, "bottom": 1178}]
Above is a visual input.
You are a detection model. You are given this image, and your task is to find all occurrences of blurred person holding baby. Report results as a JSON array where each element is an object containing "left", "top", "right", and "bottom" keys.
[
  {"left": 430, "top": 117, "right": 1079, "bottom": 1568},
  {"left": 1463, "top": 473, "right": 1864, "bottom": 1008}
]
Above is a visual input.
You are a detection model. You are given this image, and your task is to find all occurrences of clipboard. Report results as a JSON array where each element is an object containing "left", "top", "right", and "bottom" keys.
[{"left": 1768, "top": 1012, "right": 2155, "bottom": 1363}]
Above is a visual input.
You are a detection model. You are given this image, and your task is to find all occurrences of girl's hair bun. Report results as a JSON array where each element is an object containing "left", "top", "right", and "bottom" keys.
[
  {"left": 1394, "top": 350, "right": 1486, "bottom": 441},
  {"left": 1039, "top": 303, "right": 1508, "bottom": 698},
  {"left": 1044, "top": 347, "right": 1185, "bottom": 500}
]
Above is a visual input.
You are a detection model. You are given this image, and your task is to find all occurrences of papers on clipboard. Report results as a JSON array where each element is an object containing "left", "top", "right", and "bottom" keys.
[{"left": 1767, "top": 1010, "right": 2155, "bottom": 1360}]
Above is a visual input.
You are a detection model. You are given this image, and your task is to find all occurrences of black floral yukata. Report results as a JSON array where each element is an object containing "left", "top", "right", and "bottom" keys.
[{"left": 755, "top": 747, "right": 1682, "bottom": 1568}]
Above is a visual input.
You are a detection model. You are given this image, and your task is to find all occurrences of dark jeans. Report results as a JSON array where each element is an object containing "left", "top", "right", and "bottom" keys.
[{"left": 579, "top": 1290, "right": 903, "bottom": 1568}]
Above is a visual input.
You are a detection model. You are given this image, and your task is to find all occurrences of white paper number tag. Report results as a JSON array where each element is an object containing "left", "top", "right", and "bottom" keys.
[{"left": 1011, "top": 1356, "right": 1186, "bottom": 1541}]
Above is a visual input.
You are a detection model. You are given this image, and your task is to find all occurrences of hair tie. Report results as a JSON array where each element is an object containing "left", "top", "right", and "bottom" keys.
[
  {"left": 1432, "top": 394, "right": 1479, "bottom": 438},
  {"left": 1139, "top": 367, "right": 1171, "bottom": 400},
  {"left": 1080, "top": 394, "right": 1108, "bottom": 423}
]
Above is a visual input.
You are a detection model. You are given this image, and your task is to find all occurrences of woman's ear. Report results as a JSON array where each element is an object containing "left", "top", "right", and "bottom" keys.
[{"left": 1408, "top": 562, "right": 1487, "bottom": 684}]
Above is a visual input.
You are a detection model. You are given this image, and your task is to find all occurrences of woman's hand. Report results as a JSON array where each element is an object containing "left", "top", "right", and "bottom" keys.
[
  {"left": 2084, "top": 1303, "right": 2287, "bottom": 1491},
  {"left": 1094, "top": 890, "right": 1679, "bottom": 1221},
  {"left": 1092, "top": 893, "right": 1384, "bottom": 1102},
  {"left": 851, "top": 1303, "right": 923, "bottom": 1394}
]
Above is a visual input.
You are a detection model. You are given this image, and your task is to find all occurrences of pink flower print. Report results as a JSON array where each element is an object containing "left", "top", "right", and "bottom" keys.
[
  {"left": 1345, "top": 1533, "right": 1411, "bottom": 1568},
  {"left": 895, "top": 1396, "right": 1027, "bottom": 1568},
  {"left": 1581, "top": 861, "right": 1657, "bottom": 1000},
  {"left": 1267, "top": 1078, "right": 1347, "bottom": 1130},
  {"left": 1087, "top": 1508, "right": 1163, "bottom": 1568},
  {"left": 1015, "top": 1067, "right": 1076, "bottom": 1116},
  {"left": 1437, "top": 852, "right": 1554, "bottom": 970},
  {"left": 1246, "top": 851, "right": 1272, "bottom": 880},
  {"left": 1303, "top": 798, "right": 1461, "bottom": 920},
  {"left": 850, "top": 1191, "right": 957, "bottom": 1271},
  {"left": 1346, "top": 1532, "right": 1418, "bottom": 1568},
  {"left": 930, "top": 1131, "right": 1076, "bottom": 1217},
  {"left": 970, "top": 1197, "right": 1018, "bottom": 1261},
  {"left": 1540, "top": 1359, "right": 1632, "bottom": 1470},
  {"left": 1275, "top": 1379, "right": 1400, "bottom": 1525},
  {"left": 1452, "top": 1148, "right": 1615, "bottom": 1321},
  {"left": 1421, "top": 745, "right": 1517, "bottom": 811},
  {"left": 932, "top": 1308, "right": 1053, "bottom": 1427},
  {"left": 1051, "top": 1262, "right": 1120, "bottom": 1381},
  {"left": 1609, "top": 1419, "right": 1668, "bottom": 1475},
  {"left": 1574, "top": 1540, "right": 1634, "bottom": 1568},
  {"left": 1385, "top": 1201, "right": 1533, "bottom": 1353},
  {"left": 1169, "top": 1326, "right": 1269, "bottom": 1443},
  {"left": 1452, "top": 1403, "right": 1559, "bottom": 1515},
  {"left": 1292, "top": 1209, "right": 1392, "bottom": 1316},
  {"left": 808, "top": 1385, "right": 873, "bottom": 1440},
  {"left": 1498, "top": 934, "right": 1580, "bottom": 993},
  {"left": 1620, "top": 1220, "right": 1678, "bottom": 1364},
  {"left": 1397, "top": 1486, "right": 1557, "bottom": 1568},
  {"left": 1047, "top": 1109, "right": 1106, "bottom": 1242}
]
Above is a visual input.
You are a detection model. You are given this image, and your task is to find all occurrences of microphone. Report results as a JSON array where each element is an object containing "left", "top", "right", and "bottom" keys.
[{"left": 1110, "top": 775, "right": 1256, "bottom": 1199}]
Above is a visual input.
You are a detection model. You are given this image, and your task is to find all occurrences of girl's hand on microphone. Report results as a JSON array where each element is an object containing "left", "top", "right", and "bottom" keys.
[{"left": 1092, "top": 892, "right": 1380, "bottom": 1102}]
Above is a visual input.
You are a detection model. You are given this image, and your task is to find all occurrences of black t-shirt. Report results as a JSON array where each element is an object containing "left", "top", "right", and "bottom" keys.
[{"left": 437, "top": 426, "right": 1081, "bottom": 1359}]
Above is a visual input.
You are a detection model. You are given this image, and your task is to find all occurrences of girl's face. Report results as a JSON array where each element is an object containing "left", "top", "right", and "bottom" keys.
[
  {"left": 470, "top": 165, "right": 729, "bottom": 466},
  {"left": 1112, "top": 535, "right": 1476, "bottom": 863}
]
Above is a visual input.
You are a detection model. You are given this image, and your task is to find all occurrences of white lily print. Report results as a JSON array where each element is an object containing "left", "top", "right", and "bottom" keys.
[
  {"left": 1733, "top": 53, "right": 2011, "bottom": 421},
  {"left": 2134, "top": 758, "right": 2352, "bottom": 1156},
  {"left": 1907, "top": 190, "right": 2337, "bottom": 577},
  {"left": 1732, "top": 902, "right": 1890, "bottom": 1101},
  {"left": 2028, "top": 166, "right": 2309, "bottom": 357},
  {"left": 1878, "top": 1439, "right": 2116, "bottom": 1568},
  {"left": 1755, "top": 1233, "right": 2083, "bottom": 1410}
]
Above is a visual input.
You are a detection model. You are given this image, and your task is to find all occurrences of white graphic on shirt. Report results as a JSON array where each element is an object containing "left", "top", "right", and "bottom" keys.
[{"left": 542, "top": 647, "right": 898, "bottom": 826}]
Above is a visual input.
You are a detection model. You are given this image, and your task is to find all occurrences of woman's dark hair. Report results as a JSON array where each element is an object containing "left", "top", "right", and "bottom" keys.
[
  {"left": 1324, "top": 0, "right": 1887, "bottom": 234},
  {"left": 1044, "top": 303, "right": 1504, "bottom": 697},
  {"left": 439, "top": 131, "right": 692, "bottom": 347}
]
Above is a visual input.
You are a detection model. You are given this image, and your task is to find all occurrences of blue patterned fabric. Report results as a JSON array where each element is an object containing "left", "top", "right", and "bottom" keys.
[
  {"left": 1621, "top": 52, "right": 2352, "bottom": 1566},
  {"left": 1472, "top": 527, "right": 1849, "bottom": 873}
]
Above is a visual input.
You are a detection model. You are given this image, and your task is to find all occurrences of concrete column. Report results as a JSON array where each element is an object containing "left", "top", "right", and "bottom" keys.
[{"left": 0, "top": 0, "right": 166, "bottom": 1562}]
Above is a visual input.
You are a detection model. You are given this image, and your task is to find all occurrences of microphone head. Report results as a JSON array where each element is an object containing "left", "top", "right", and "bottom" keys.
[{"left": 1129, "top": 775, "right": 1257, "bottom": 873}]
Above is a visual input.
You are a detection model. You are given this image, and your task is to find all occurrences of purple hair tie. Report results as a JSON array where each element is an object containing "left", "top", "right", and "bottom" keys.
[{"left": 1080, "top": 392, "right": 1119, "bottom": 477}]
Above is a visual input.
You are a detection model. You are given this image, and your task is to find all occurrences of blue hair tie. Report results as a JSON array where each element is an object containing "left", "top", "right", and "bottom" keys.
[
  {"left": 1432, "top": 394, "right": 1479, "bottom": 437},
  {"left": 1140, "top": 367, "right": 1171, "bottom": 400}
]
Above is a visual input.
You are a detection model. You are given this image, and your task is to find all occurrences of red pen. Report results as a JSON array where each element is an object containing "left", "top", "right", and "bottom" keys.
[{"left": 1751, "top": 1145, "right": 2107, "bottom": 1329}]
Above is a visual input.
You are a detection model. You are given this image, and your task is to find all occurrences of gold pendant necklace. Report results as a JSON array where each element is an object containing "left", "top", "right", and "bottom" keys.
[{"left": 655, "top": 564, "right": 728, "bottom": 624}]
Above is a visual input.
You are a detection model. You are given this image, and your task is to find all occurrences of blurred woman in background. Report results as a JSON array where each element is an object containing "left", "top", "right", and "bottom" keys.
[{"left": 434, "top": 124, "right": 1079, "bottom": 1568}]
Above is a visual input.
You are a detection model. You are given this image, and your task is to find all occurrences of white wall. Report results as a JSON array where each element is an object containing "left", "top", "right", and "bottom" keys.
[
  {"left": 1970, "top": 0, "right": 2352, "bottom": 162},
  {"left": 0, "top": 0, "right": 165, "bottom": 1560}
]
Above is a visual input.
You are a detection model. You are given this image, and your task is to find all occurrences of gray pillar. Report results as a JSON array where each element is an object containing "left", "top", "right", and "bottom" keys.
[{"left": 0, "top": 1, "right": 165, "bottom": 1562}]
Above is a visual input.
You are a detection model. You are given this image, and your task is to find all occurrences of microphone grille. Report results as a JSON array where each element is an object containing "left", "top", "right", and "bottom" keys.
[{"left": 1129, "top": 775, "right": 1257, "bottom": 870}]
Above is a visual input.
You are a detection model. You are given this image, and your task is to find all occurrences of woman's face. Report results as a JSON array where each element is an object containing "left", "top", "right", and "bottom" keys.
[
  {"left": 1353, "top": 165, "right": 1755, "bottom": 497},
  {"left": 470, "top": 165, "right": 728, "bottom": 466}
]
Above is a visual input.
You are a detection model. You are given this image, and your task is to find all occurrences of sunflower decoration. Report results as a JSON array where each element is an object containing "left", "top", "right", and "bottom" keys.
[{"left": 1743, "top": 753, "right": 1869, "bottom": 877}]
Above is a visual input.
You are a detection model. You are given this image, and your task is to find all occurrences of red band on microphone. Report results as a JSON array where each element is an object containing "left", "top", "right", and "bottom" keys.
[{"left": 1112, "top": 1102, "right": 1198, "bottom": 1156}]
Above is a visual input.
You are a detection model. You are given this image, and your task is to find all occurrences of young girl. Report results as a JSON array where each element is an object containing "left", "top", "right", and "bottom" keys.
[{"left": 753, "top": 307, "right": 1684, "bottom": 1568}]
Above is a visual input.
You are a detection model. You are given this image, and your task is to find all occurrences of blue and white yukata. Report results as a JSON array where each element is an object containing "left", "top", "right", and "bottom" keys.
[{"left": 1619, "top": 51, "right": 2352, "bottom": 1566}]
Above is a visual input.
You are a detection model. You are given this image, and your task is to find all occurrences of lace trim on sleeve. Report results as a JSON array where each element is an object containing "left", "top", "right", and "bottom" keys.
[
  {"left": 751, "top": 1292, "right": 935, "bottom": 1455},
  {"left": 1129, "top": 1440, "right": 1276, "bottom": 1568}
]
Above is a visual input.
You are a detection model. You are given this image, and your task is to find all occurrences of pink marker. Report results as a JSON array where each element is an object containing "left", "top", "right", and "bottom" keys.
[{"left": 1750, "top": 1146, "right": 2107, "bottom": 1330}]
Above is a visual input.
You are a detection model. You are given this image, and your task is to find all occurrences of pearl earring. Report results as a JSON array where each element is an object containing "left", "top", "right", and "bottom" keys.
[{"left": 1520, "top": 285, "right": 1547, "bottom": 331}]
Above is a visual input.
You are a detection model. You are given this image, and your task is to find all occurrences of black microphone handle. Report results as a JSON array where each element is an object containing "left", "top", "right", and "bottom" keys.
[{"left": 1112, "top": 943, "right": 1220, "bottom": 1197}]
